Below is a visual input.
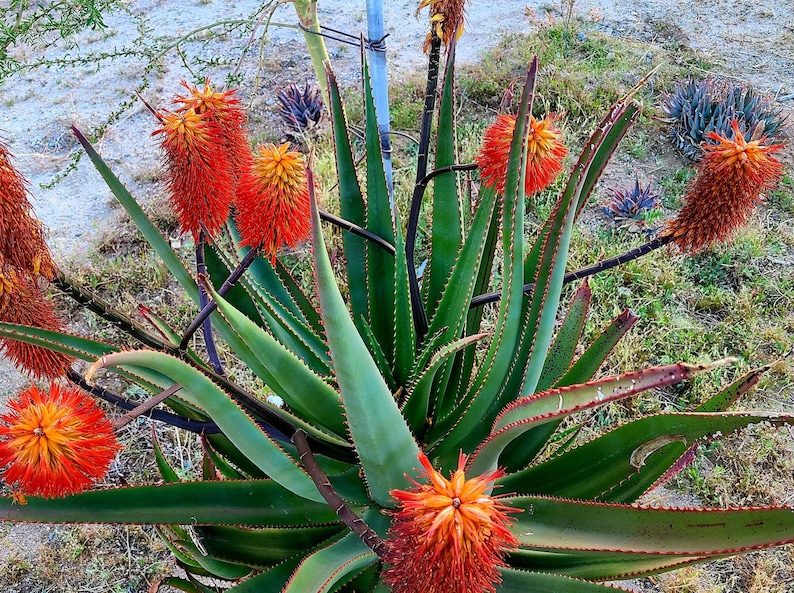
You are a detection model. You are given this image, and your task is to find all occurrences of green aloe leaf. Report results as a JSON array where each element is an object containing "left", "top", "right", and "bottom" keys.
[
  {"left": 431, "top": 60, "right": 537, "bottom": 463},
  {"left": 195, "top": 524, "right": 344, "bottom": 569},
  {"left": 508, "top": 495, "right": 794, "bottom": 579},
  {"left": 696, "top": 363, "right": 772, "bottom": 413},
  {"left": 1, "top": 480, "right": 338, "bottom": 525},
  {"left": 205, "top": 281, "right": 346, "bottom": 438},
  {"left": 499, "top": 412, "right": 794, "bottom": 501},
  {"left": 469, "top": 361, "right": 730, "bottom": 476},
  {"left": 426, "top": 37, "right": 462, "bottom": 315},
  {"left": 421, "top": 184, "right": 498, "bottom": 415},
  {"left": 393, "top": 216, "right": 417, "bottom": 386},
  {"left": 536, "top": 280, "right": 592, "bottom": 392},
  {"left": 554, "top": 309, "right": 639, "bottom": 388},
  {"left": 170, "top": 534, "right": 253, "bottom": 580},
  {"left": 73, "top": 127, "right": 198, "bottom": 303},
  {"left": 363, "top": 54, "right": 397, "bottom": 364},
  {"left": 282, "top": 509, "right": 388, "bottom": 593},
  {"left": 310, "top": 177, "right": 420, "bottom": 506},
  {"left": 498, "top": 568, "right": 634, "bottom": 592},
  {"left": 401, "top": 332, "right": 487, "bottom": 436},
  {"left": 327, "top": 66, "right": 368, "bottom": 333},
  {"left": 88, "top": 350, "right": 323, "bottom": 502}
]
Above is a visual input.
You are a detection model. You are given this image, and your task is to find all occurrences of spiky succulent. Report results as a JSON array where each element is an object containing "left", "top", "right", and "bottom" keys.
[
  {"left": 603, "top": 177, "right": 660, "bottom": 225},
  {"left": 276, "top": 82, "right": 324, "bottom": 134},
  {"left": 661, "top": 77, "right": 786, "bottom": 160},
  {"left": 0, "top": 12, "right": 792, "bottom": 593}
]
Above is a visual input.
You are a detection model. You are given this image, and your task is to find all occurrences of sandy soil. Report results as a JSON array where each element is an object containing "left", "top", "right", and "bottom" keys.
[{"left": 0, "top": 0, "right": 792, "bottom": 590}]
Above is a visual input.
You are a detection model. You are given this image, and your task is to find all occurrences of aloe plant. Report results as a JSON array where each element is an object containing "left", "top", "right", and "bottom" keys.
[{"left": 0, "top": 7, "right": 792, "bottom": 593}]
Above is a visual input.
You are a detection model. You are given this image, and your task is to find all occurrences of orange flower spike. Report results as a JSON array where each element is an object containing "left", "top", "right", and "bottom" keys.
[
  {"left": 174, "top": 79, "right": 252, "bottom": 180},
  {"left": 383, "top": 452, "right": 519, "bottom": 593},
  {"left": 665, "top": 120, "right": 784, "bottom": 253},
  {"left": 476, "top": 113, "right": 567, "bottom": 197},
  {"left": 153, "top": 108, "right": 235, "bottom": 239},
  {"left": 0, "top": 383, "right": 119, "bottom": 498},
  {"left": 416, "top": 0, "right": 467, "bottom": 51},
  {"left": 0, "top": 266, "right": 73, "bottom": 379},
  {"left": 234, "top": 142, "right": 311, "bottom": 261},
  {"left": 0, "top": 141, "right": 56, "bottom": 279}
]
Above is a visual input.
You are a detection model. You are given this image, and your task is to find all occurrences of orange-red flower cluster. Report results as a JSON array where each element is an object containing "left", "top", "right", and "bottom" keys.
[
  {"left": 383, "top": 452, "right": 519, "bottom": 593},
  {"left": 235, "top": 142, "right": 311, "bottom": 262},
  {"left": 476, "top": 113, "right": 567, "bottom": 197},
  {"left": 416, "top": 0, "right": 467, "bottom": 52},
  {"left": 664, "top": 120, "right": 784, "bottom": 253},
  {"left": 0, "top": 140, "right": 71, "bottom": 379},
  {"left": 153, "top": 79, "right": 250, "bottom": 239},
  {"left": 0, "top": 141, "right": 56, "bottom": 279},
  {"left": 0, "top": 382, "right": 119, "bottom": 498}
]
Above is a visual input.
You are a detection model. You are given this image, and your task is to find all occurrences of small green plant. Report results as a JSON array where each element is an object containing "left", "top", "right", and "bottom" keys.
[{"left": 0, "top": 4, "right": 792, "bottom": 593}]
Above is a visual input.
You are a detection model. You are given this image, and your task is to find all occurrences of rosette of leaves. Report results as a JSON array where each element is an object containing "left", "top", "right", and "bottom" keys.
[
  {"left": 603, "top": 177, "right": 660, "bottom": 228},
  {"left": 661, "top": 77, "right": 785, "bottom": 160},
  {"left": 2, "top": 41, "right": 794, "bottom": 593},
  {"left": 277, "top": 82, "right": 324, "bottom": 134}
]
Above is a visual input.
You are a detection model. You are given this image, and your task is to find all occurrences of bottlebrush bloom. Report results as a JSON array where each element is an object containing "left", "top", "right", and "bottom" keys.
[
  {"left": 234, "top": 142, "right": 311, "bottom": 261},
  {"left": 476, "top": 113, "right": 567, "bottom": 197},
  {"left": 664, "top": 120, "right": 784, "bottom": 253},
  {"left": 416, "top": 0, "right": 467, "bottom": 51},
  {"left": 382, "top": 452, "right": 519, "bottom": 593},
  {"left": 0, "top": 140, "right": 56, "bottom": 280},
  {"left": 0, "top": 382, "right": 119, "bottom": 498},
  {"left": 173, "top": 79, "right": 252, "bottom": 185},
  {"left": 153, "top": 108, "right": 235, "bottom": 239},
  {"left": 0, "top": 264, "right": 73, "bottom": 379}
]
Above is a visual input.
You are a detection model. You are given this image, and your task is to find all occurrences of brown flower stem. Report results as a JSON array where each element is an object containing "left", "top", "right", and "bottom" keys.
[
  {"left": 195, "top": 231, "right": 225, "bottom": 376},
  {"left": 178, "top": 245, "right": 260, "bottom": 353},
  {"left": 54, "top": 269, "right": 179, "bottom": 354},
  {"left": 319, "top": 209, "right": 395, "bottom": 255},
  {"left": 111, "top": 383, "right": 182, "bottom": 431},
  {"left": 469, "top": 234, "right": 673, "bottom": 308},
  {"left": 291, "top": 429, "right": 388, "bottom": 558},
  {"left": 406, "top": 34, "right": 443, "bottom": 341}
]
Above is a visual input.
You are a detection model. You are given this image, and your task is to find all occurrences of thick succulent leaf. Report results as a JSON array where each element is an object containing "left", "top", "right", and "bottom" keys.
[
  {"left": 358, "top": 318, "right": 397, "bottom": 391},
  {"left": 499, "top": 412, "right": 794, "bottom": 501},
  {"left": 393, "top": 215, "right": 417, "bottom": 386},
  {"left": 211, "top": 237, "right": 331, "bottom": 375},
  {"left": 73, "top": 127, "right": 198, "bottom": 302},
  {"left": 225, "top": 554, "right": 305, "bottom": 592},
  {"left": 469, "top": 361, "right": 729, "bottom": 476},
  {"left": 426, "top": 58, "right": 538, "bottom": 458},
  {"left": 498, "top": 568, "right": 634, "bottom": 592},
  {"left": 88, "top": 350, "right": 323, "bottom": 502},
  {"left": 171, "top": 535, "right": 253, "bottom": 580},
  {"left": 507, "top": 495, "right": 794, "bottom": 579},
  {"left": 536, "top": 281, "right": 592, "bottom": 392},
  {"left": 363, "top": 55, "right": 397, "bottom": 364},
  {"left": 555, "top": 309, "right": 639, "bottom": 388},
  {"left": 433, "top": 61, "right": 537, "bottom": 463},
  {"left": 512, "top": 102, "right": 641, "bottom": 408},
  {"left": 202, "top": 434, "right": 246, "bottom": 480},
  {"left": 281, "top": 508, "right": 388, "bottom": 593},
  {"left": 326, "top": 66, "right": 368, "bottom": 333},
  {"left": 195, "top": 524, "right": 344, "bottom": 569},
  {"left": 1, "top": 480, "right": 338, "bottom": 525},
  {"left": 421, "top": 185, "right": 498, "bottom": 414},
  {"left": 401, "top": 333, "right": 487, "bottom": 436},
  {"left": 152, "top": 430, "right": 180, "bottom": 483},
  {"left": 507, "top": 549, "right": 708, "bottom": 581},
  {"left": 499, "top": 309, "right": 639, "bottom": 471},
  {"left": 440, "top": 192, "right": 502, "bottom": 414},
  {"left": 696, "top": 363, "right": 772, "bottom": 412},
  {"left": 426, "top": 38, "right": 462, "bottom": 315},
  {"left": 205, "top": 281, "right": 346, "bottom": 438},
  {"left": 310, "top": 182, "right": 421, "bottom": 506}
]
